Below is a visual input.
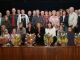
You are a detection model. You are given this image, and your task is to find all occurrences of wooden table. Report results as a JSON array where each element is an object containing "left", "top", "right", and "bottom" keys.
[{"left": 0, "top": 46, "right": 80, "bottom": 60}]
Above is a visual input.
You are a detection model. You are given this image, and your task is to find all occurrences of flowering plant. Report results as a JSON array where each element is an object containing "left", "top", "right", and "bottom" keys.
[
  {"left": 74, "top": 33, "right": 80, "bottom": 46},
  {"left": 44, "top": 33, "right": 53, "bottom": 46},
  {"left": 11, "top": 34, "right": 21, "bottom": 46},
  {"left": 26, "top": 34, "right": 36, "bottom": 45},
  {"left": 58, "top": 33, "right": 68, "bottom": 45}
]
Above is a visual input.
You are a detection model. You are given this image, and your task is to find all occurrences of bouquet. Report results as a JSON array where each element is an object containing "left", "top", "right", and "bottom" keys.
[
  {"left": 44, "top": 34, "right": 53, "bottom": 46},
  {"left": 26, "top": 34, "right": 36, "bottom": 46},
  {"left": 58, "top": 33, "right": 68, "bottom": 46},
  {"left": 74, "top": 33, "right": 80, "bottom": 46},
  {"left": 11, "top": 34, "right": 21, "bottom": 46},
  {"left": 0, "top": 36, "right": 8, "bottom": 45}
]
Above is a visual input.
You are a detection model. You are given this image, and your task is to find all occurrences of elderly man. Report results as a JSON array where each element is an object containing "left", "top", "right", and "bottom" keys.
[{"left": 68, "top": 7, "right": 78, "bottom": 33}]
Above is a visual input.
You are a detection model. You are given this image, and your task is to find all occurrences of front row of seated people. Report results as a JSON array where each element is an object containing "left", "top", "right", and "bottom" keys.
[{"left": 0, "top": 22, "right": 75, "bottom": 46}]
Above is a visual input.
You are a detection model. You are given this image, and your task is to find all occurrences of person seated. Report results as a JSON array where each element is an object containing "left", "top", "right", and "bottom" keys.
[
  {"left": 2, "top": 29, "right": 10, "bottom": 45},
  {"left": 26, "top": 22, "right": 35, "bottom": 34},
  {"left": 45, "top": 22, "right": 57, "bottom": 45},
  {"left": 17, "top": 22, "right": 26, "bottom": 45},
  {"left": 1, "top": 25, "right": 6, "bottom": 36},
  {"left": 35, "top": 23, "right": 45, "bottom": 45}
]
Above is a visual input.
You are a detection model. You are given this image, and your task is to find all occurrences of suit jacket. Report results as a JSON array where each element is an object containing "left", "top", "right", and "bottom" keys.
[
  {"left": 68, "top": 12, "right": 78, "bottom": 27},
  {"left": 9, "top": 14, "right": 18, "bottom": 27},
  {"left": 60, "top": 16, "right": 68, "bottom": 26},
  {"left": 32, "top": 15, "right": 43, "bottom": 27}
]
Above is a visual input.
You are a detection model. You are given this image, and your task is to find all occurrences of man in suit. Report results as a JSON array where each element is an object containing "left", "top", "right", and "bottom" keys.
[
  {"left": 32, "top": 9, "right": 43, "bottom": 28},
  {"left": 0, "top": 12, "right": 3, "bottom": 35},
  {"left": 77, "top": 9, "right": 80, "bottom": 33},
  {"left": 60, "top": 10, "right": 68, "bottom": 33},
  {"left": 68, "top": 7, "right": 78, "bottom": 33}
]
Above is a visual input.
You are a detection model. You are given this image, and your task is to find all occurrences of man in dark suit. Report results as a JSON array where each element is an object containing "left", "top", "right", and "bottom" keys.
[
  {"left": 60, "top": 10, "right": 68, "bottom": 33},
  {"left": 9, "top": 8, "right": 18, "bottom": 34},
  {"left": 77, "top": 9, "right": 80, "bottom": 33}
]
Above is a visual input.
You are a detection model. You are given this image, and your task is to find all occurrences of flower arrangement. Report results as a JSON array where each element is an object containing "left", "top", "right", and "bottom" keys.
[
  {"left": 0, "top": 36, "right": 8, "bottom": 45},
  {"left": 74, "top": 33, "right": 80, "bottom": 46},
  {"left": 44, "top": 34, "right": 53, "bottom": 46},
  {"left": 58, "top": 33, "right": 68, "bottom": 46},
  {"left": 11, "top": 34, "right": 21, "bottom": 47},
  {"left": 26, "top": 34, "right": 36, "bottom": 46}
]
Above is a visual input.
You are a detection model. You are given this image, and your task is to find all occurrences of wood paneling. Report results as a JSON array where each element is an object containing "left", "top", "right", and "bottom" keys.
[{"left": 0, "top": 46, "right": 80, "bottom": 60}]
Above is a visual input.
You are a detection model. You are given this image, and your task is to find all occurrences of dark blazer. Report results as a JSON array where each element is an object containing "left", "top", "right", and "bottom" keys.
[
  {"left": 9, "top": 14, "right": 18, "bottom": 27},
  {"left": 35, "top": 27, "right": 45, "bottom": 45},
  {"left": 60, "top": 16, "right": 68, "bottom": 26},
  {"left": 77, "top": 16, "right": 80, "bottom": 32},
  {"left": 26, "top": 27, "right": 35, "bottom": 34}
]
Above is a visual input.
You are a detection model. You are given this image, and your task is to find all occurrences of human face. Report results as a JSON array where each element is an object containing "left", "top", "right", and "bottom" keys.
[
  {"left": 12, "top": 8, "right": 16, "bottom": 13},
  {"left": 52, "top": 10, "right": 56, "bottom": 16},
  {"left": 12, "top": 29, "right": 16, "bottom": 34},
  {"left": 49, "top": 11, "right": 52, "bottom": 16},
  {"left": 56, "top": 12, "right": 60, "bottom": 17},
  {"left": 36, "top": 10, "right": 40, "bottom": 15},
  {"left": 78, "top": 9, "right": 80, "bottom": 14},
  {"left": 45, "top": 11, "right": 48, "bottom": 15},
  {"left": 69, "top": 7, "right": 74, "bottom": 13},
  {"left": 48, "top": 23, "right": 51, "bottom": 28},
  {"left": 63, "top": 11, "right": 66, "bottom": 16},
  {"left": 5, "top": 16, "right": 8, "bottom": 21},
  {"left": 37, "top": 23, "right": 41, "bottom": 28},
  {"left": 6, "top": 10, "right": 10, "bottom": 15},
  {"left": 28, "top": 23, "right": 31, "bottom": 28},
  {"left": 59, "top": 26, "right": 63, "bottom": 30},
  {"left": 68, "top": 27, "right": 72, "bottom": 32},
  {"left": 41, "top": 11, "right": 44, "bottom": 16},
  {"left": 33, "top": 10, "right": 36, "bottom": 16},
  {"left": 28, "top": 11, "right": 32, "bottom": 16},
  {"left": 21, "top": 10, "right": 25, "bottom": 14},
  {"left": 19, "top": 24, "right": 23, "bottom": 28},
  {"left": 17, "top": 10, "right": 20, "bottom": 14}
]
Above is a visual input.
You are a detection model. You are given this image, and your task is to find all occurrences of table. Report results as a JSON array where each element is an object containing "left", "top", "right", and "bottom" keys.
[{"left": 0, "top": 46, "right": 80, "bottom": 60}]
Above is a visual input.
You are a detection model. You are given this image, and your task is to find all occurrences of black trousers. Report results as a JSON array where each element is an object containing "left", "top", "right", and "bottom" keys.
[
  {"left": 51, "top": 36, "right": 57, "bottom": 45},
  {"left": 21, "top": 34, "right": 26, "bottom": 45}
]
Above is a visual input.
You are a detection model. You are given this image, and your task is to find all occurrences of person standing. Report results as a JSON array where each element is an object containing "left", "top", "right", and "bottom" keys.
[
  {"left": 32, "top": 9, "right": 43, "bottom": 27},
  {"left": 77, "top": 9, "right": 80, "bottom": 33},
  {"left": 60, "top": 10, "right": 68, "bottom": 33},
  {"left": 9, "top": 8, "right": 18, "bottom": 33},
  {"left": 68, "top": 7, "right": 78, "bottom": 33},
  {"left": 17, "top": 9, "right": 29, "bottom": 28},
  {"left": 0, "top": 12, "right": 3, "bottom": 35},
  {"left": 28, "top": 10, "right": 33, "bottom": 22}
]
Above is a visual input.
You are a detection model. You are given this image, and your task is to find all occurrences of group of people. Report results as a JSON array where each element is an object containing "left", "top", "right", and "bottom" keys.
[{"left": 0, "top": 7, "right": 80, "bottom": 45}]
